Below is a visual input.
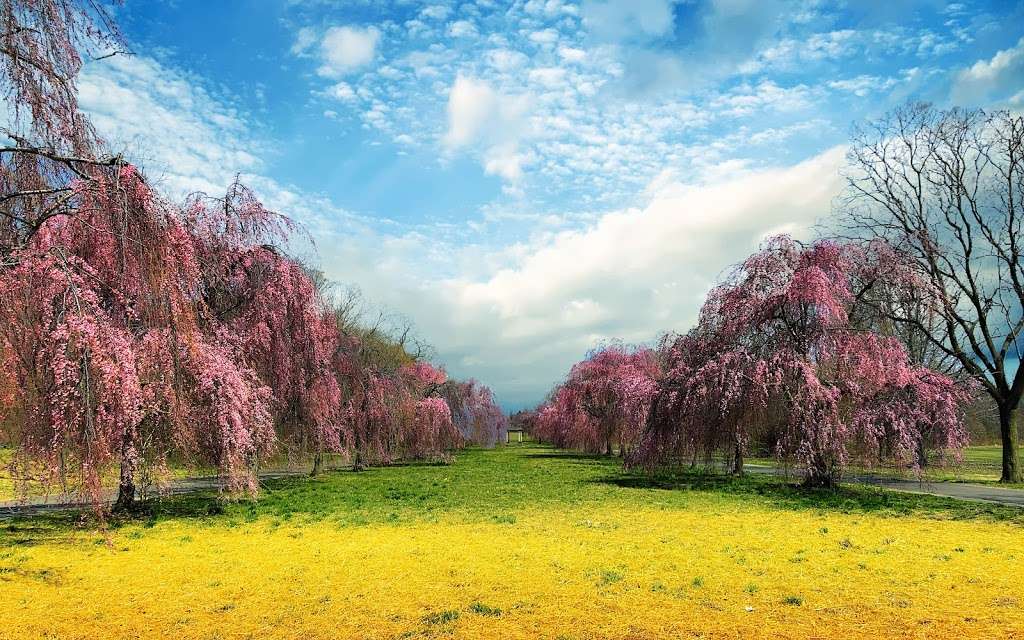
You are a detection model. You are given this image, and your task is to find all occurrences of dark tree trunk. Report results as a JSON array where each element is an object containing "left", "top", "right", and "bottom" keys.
[
  {"left": 999, "top": 405, "right": 1022, "bottom": 483},
  {"left": 915, "top": 435, "right": 927, "bottom": 470},
  {"left": 803, "top": 450, "right": 836, "bottom": 488},
  {"left": 731, "top": 440, "right": 743, "bottom": 476},
  {"left": 311, "top": 451, "right": 323, "bottom": 477},
  {"left": 113, "top": 428, "right": 136, "bottom": 512},
  {"left": 353, "top": 390, "right": 367, "bottom": 472}
]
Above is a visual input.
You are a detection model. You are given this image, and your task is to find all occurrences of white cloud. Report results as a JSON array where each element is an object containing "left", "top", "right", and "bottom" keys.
[
  {"left": 951, "top": 37, "right": 1024, "bottom": 106},
  {"left": 444, "top": 75, "right": 532, "bottom": 182},
  {"left": 528, "top": 29, "right": 561, "bottom": 46},
  {"left": 447, "top": 20, "right": 478, "bottom": 39},
  {"left": 483, "top": 144, "right": 531, "bottom": 182},
  {"left": 581, "top": 0, "right": 678, "bottom": 40},
  {"left": 77, "top": 55, "right": 263, "bottom": 197},
  {"left": 557, "top": 46, "right": 587, "bottom": 63},
  {"left": 525, "top": 0, "right": 576, "bottom": 17},
  {"left": 290, "top": 26, "right": 318, "bottom": 56},
  {"left": 528, "top": 67, "right": 567, "bottom": 88},
  {"left": 827, "top": 74, "right": 897, "bottom": 97},
  {"left": 317, "top": 26, "right": 381, "bottom": 77},
  {"left": 420, "top": 4, "right": 450, "bottom": 21},
  {"left": 331, "top": 146, "right": 848, "bottom": 407},
  {"left": 486, "top": 48, "right": 528, "bottom": 71},
  {"left": 711, "top": 81, "right": 815, "bottom": 117},
  {"left": 327, "top": 81, "right": 357, "bottom": 101},
  {"left": 444, "top": 75, "right": 500, "bottom": 148}
]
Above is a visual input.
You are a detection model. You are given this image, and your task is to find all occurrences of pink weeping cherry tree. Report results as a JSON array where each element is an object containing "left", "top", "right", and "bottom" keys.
[
  {"left": 334, "top": 336, "right": 468, "bottom": 469},
  {"left": 634, "top": 236, "right": 971, "bottom": 486},
  {"left": 396, "top": 361, "right": 460, "bottom": 460},
  {"left": 192, "top": 184, "right": 345, "bottom": 475},
  {"left": 533, "top": 345, "right": 661, "bottom": 456},
  {"left": 0, "top": 1, "right": 339, "bottom": 507},
  {"left": 441, "top": 379, "right": 508, "bottom": 447},
  {"left": 0, "top": 162, "right": 297, "bottom": 508}
]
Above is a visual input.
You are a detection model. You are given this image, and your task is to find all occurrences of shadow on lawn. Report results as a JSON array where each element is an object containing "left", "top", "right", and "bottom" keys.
[
  {"left": 592, "top": 469, "right": 1024, "bottom": 522},
  {"left": 524, "top": 451, "right": 616, "bottom": 462}
]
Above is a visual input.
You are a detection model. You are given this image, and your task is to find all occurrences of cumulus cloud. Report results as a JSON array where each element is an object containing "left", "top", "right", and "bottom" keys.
[
  {"left": 321, "top": 146, "right": 848, "bottom": 408},
  {"left": 317, "top": 26, "right": 381, "bottom": 77},
  {"left": 419, "top": 4, "right": 450, "bottom": 21},
  {"left": 581, "top": 0, "right": 679, "bottom": 41},
  {"left": 327, "top": 81, "right": 358, "bottom": 101},
  {"left": 444, "top": 74, "right": 532, "bottom": 182},
  {"left": 951, "top": 37, "right": 1024, "bottom": 106},
  {"left": 447, "top": 20, "right": 478, "bottom": 39}
]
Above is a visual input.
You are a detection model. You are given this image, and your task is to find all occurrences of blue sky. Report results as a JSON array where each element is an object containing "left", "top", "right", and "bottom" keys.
[{"left": 79, "top": 0, "right": 1024, "bottom": 408}]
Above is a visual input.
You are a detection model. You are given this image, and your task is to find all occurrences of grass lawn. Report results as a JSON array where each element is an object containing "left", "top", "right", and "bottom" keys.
[
  {"left": 745, "top": 443, "right": 1024, "bottom": 488},
  {"left": 2, "top": 444, "right": 1024, "bottom": 639}
]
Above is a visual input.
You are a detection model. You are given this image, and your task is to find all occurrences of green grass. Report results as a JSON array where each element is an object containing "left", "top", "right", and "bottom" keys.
[
  {"left": 3, "top": 443, "right": 1023, "bottom": 543},
  {"left": 750, "top": 444, "right": 1024, "bottom": 488}
]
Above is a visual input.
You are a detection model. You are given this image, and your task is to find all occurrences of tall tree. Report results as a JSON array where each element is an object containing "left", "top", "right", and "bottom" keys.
[
  {"left": 635, "top": 236, "right": 970, "bottom": 486},
  {"left": 0, "top": 0, "right": 333, "bottom": 509},
  {"left": 842, "top": 104, "right": 1024, "bottom": 482},
  {"left": 533, "top": 345, "right": 660, "bottom": 456}
]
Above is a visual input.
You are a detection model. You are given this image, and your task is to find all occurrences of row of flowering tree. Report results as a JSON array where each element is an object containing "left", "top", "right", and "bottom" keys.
[
  {"left": 0, "top": 0, "right": 507, "bottom": 511},
  {"left": 532, "top": 237, "right": 973, "bottom": 487}
]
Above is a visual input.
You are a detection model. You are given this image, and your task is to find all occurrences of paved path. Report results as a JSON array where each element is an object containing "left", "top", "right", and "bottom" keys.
[{"left": 746, "top": 464, "right": 1024, "bottom": 507}]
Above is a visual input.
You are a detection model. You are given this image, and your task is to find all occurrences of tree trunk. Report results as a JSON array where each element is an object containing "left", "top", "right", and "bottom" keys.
[
  {"left": 731, "top": 440, "right": 744, "bottom": 476},
  {"left": 113, "top": 428, "right": 137, "bottom": 512},
  {"left": 999, "top": 405, "right": 1022, "bottom": 483},
  {"left": 310, "top": 451, "right": 323, "bottom": 477}
]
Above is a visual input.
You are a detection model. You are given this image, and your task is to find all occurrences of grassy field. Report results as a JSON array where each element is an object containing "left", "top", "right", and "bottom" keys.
[
  {"left": 743, "top": 443, "right": 1021, "bottom": 487},
  {"left": 2, "top": 444, "right": 1024, "bottom": 639}
]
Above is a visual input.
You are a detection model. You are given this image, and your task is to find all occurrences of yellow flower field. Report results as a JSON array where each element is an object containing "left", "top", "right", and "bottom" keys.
[{"left": 2, "top": 446, "right": 1023, "bottom": 639}]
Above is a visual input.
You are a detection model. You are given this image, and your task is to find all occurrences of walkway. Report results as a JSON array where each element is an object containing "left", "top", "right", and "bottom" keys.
[{"left": 746, "top": 464, "right": 1024, "bottom": 507}]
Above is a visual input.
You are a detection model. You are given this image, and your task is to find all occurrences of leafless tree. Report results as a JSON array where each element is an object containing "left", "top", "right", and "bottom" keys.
[{"left": 841, "top": 103, "right": 1024, "bottom": 482}]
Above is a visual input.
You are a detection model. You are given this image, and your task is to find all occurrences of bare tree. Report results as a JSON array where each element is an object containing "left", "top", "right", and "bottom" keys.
[{"left": 841, "top": 103, "right": 1024, "bottom": 482}]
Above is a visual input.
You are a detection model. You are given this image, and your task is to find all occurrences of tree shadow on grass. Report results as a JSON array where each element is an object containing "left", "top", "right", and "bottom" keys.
[
  {"left": 524, "top": 451, "right": 620, "bottom": 463},
  {"left": 0, "top": 490, "right": 232, "bottom": 547},
  {"left": 592, "top": 469, "right": 1024, "bottom": 523}
]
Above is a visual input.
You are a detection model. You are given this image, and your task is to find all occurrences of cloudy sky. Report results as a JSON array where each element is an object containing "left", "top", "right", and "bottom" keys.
[{"left": 83, "top": 0, "right": 1024, "bottom": 408}]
